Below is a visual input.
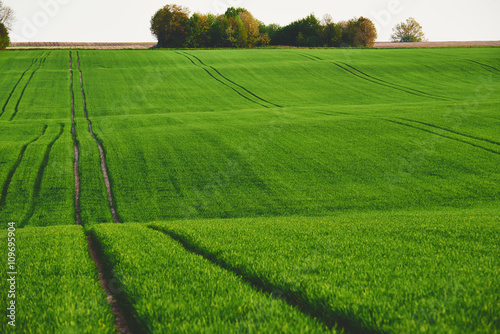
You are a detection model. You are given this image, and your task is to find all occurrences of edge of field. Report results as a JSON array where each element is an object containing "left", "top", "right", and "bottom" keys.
[{"left": 5, "top": 41, "right": 500, "bottom": 50}]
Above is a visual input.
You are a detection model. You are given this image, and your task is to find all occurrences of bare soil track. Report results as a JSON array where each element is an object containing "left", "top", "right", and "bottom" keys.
[
  {"left": 76, "top": 51, "right": 120, "bottom": 223},
  {"left": 69, "top": 51, "right": 81, "bottom": 226},
  {"left": 87, "top": 234, "right": 136, "bottom": 334}
]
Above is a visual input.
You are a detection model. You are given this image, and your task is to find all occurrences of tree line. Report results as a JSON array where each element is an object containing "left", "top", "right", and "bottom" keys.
[{"left": 151, "top": 5, "right": 378, "bottom": 48}]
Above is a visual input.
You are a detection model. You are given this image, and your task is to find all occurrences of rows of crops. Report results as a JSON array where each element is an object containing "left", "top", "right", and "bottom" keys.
[{"left": 0, "top": 48, "right": 499, "bottom": 332}]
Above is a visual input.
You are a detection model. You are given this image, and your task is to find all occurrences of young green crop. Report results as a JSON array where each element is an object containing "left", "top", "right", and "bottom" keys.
[
  {"left": 149, "top": 207, "right": 500, "bottom": 333},
  {"left": 90, "top": 223, "right": 331, "bottom": 333},
  {"left": 0, "top": 225, "right": 115, "bottom": 333},
  {"left": 1, "top": 48, "right": 499, "bottom": 225}
]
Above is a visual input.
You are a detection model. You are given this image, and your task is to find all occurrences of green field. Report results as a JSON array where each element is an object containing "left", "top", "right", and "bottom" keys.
[{"left": 1, "top": 48, "right": 499, "bottom": 333}]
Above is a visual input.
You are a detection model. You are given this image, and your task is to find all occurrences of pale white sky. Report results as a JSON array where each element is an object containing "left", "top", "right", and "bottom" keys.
[{"left": 5, "top": 0, "right": 500, "bottom": 42}]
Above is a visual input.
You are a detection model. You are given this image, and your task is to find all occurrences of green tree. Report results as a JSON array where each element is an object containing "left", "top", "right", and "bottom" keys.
[
  {"left": 321, "top": 15, "right": 342, "bottom": 47},
  {"left": 185, "top": 13, "right": 211, "bottom": 48},
  {"left": 151, "top": 4, "right": 190, "bottom": 48},
  {"left": 0, "top": 22, "right": 8, "bottom": 50},
  {"left": 239, "top": 10, "right": 260, "bottom": 47},
  {"left": 391, "top": 17, "right": 426, "bottom": 42}
]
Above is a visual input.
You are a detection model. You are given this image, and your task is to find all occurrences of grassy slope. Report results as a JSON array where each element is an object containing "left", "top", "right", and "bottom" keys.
[
  {"left": 0, "top": 225, "right": 115, "bottom": 333},
  {"left": 0, "top": 48, "right": 499, "bottom": 332},
  {"left": 91, "top": 223, "right": 331, "bottom": 333},
  {"left": 75, "top": 48, "right": 500, "bottom": 222},
  {"left": 149, "top": 207, "right": 500, "bottom": 333}
]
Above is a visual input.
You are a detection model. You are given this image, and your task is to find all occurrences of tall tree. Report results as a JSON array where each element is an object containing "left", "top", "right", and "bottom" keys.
[
  {"left": 185, "top": 13, "right": 211, "bottom": 48},
  {"left": 239, "top": 10, "right": 260, "bottom": 47},
  {"left": 0, "top": 1, "right": 14, "bottom": 31},
  {"left": 0, "top": 22, "right": 9, "bottom": 50},
  {"left": 151, "top": 4, "right": 190, "bottom": 48},
  {"left": 321, "top": 14, "right": 342, "bottom": 47},
  {"left": 356, "top": 17, "right": 377, "bottom": 47},
  {"left": 391, "top": 17, "right": 426, "bottom": 42},
  {"left": 341, "top": 17, "right": 377, "bottom": 47}
]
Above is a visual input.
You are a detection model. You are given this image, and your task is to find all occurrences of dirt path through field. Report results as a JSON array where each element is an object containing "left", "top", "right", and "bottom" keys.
[
  {"left": 86, "top": 235, "right": 135, "bottom": 334},
  {"left": 76, "top": 51, "right": 120, "bottom": 223},
  {"left": 69, "top": 51, "right": 82, "bottom": 225}
]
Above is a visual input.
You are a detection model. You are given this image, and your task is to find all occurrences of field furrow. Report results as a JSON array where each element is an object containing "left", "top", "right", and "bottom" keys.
[
  {"left": 90, "top": 223, "right": 331, "bottom": 333},
  {"left": 150, "top": 225, "right": 376, "bottom": 333},
  {"left": 77, "top": 51, "right": 120, "bottom": 223},
  {"left": 69, "top": 51, "right": 81, "bottom": 225},
  {"left": 397, "top": 117, "right": 500, "bottom": 146},
  {"left": 9, "top": 52, "right": 51, "bottom": 121},
  {"left": 178, "top": 51, "right": 280, "bottom": 108},
  {"left": 466, "top": 59, "right": 500, "bottom": 74},
  {"left": 21, "top": 123, "right": 65, "bottom": 226},
  {"left": 384, "top": 118, "right": 500, "bottom": 155},
  {"left": 149, "top": 209, "right": 500, "bottom": 333},
  {"left": 0, "top": 125, "right": 47, "bottom": 212},
  {"left": 0, "top": 52, "right": 43, "bottom": 118},
  {"left": 338, "top": 62, "right": 455, "bottom": 101}
]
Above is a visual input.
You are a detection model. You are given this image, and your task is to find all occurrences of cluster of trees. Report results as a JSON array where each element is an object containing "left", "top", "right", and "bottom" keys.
[
  {"left": 151, "top": 4, "right": 378, "bottom": 48},
  {"left": 265, "top": 15, "right": 377, "bottom": 47},
  {"left": 151, "top": 5, "right": 270, "bottom": 48},
  {"left": 0, "top": 0, "right": 13, "bottom": 50}
]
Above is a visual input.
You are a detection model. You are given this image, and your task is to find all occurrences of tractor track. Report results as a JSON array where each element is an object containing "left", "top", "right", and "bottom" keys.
[
  {"left": 72, "top": 52, "right": 136, "bottom": 334},
  {"left": 332, "top": 62, "right": 454, "bottom": 101},
  {"left": 177, "top": 51, "right": 281, "bottom": 108},
  {"left": 0, "top": 125, "right": 48, "bottom": 210},
  {"left": 69, "top": 51, "right": 82, "bottom": 225},
  {"left": 21, "top": 124, "right": 65, "bottom": 227},
  {"left": 87, "top": 233, "right": 140, "bottom": 334},
  {"left": 337, "top": 62, "right": 455, "bottom": 101},
  {"left": 9, "top": 52, "right": 51, "bottom": 121},
  {"left": 384, "top": 119, "right": 500, "bottom": 155},
  {"left": 150, "top": 226, "right": 380, "bottom": 334},
  {"left": 76, "top": 51, "right": 120, "bottom": 223},
  {"left": 208, "top": 65, "right": 283, "bottom": 108},
  {"left": 465, "top": 59, "right": 500, "bottom": 74},
  {"left": 295, "top": 52, "right": 455, "bottom": 101},
  {"left": 297, "top": 53, "right": 323, "bottom": 61},
  {"left": 397, "top": 117, "right": 500, "bottom": 146},
  {"left": 0, "top": 52, "right": 44, "bottom": 118}
]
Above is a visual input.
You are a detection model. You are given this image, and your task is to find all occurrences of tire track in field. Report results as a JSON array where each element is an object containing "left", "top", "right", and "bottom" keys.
[
  {"left": 0, "top": 125, "right": 48, "bottom": 210},
  {"left": 69, "top": 51, "right": 82, "bottom": 225},
  {"left": 295, "top": 53, "right": 455, "bottom": 101},
  {"left": 465, "top": 59, "right": 500, "bottom": 74},
  {"left": 0, "top": 52, "right": 44, "bottom": 118},
  {"left": 150, "top": 226, "right": 380, "bottom": 334},
  {"left": 87, "top": 232, "right": 141, "bottom": 334},
  {"left": 177, "top": 51, "right": 282, "bottom": 108},
  {"left": 332, "top": 62, "right": 455, "bottom": 101},
  {"left": 9, "top": 52, "right": 51, "bottom": 121},
  {"left": 76, "top": 51, "right": 120, "bottom": 223},
  {"left": 297, "top": 52, "right": 323, "bottom": 61},
  {"left": 177, "top": 51, "right": 269, "bottom": 108},
  {"left": 208, "top": 66, "right": 283, "bottom": 108},
  {"left": 384, "top": 119, "right": 500, "bottom": 155},
  {"left": 73, "top": 52, "right": 137, "bottom": 333},
  {"left": 21, "top": 123, "right": 65, "bottom": 227},
  {"left": 397, "top": 117, "right": 500, "bottom": 146}
]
